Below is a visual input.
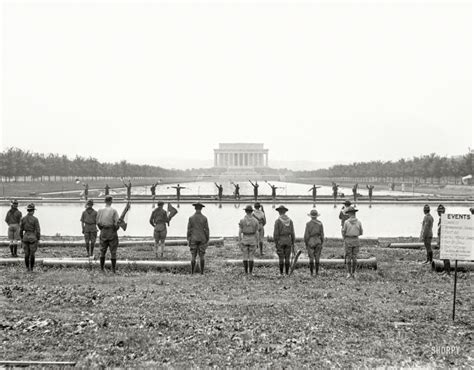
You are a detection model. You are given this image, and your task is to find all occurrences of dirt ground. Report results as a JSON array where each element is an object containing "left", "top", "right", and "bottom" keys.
[{"left": 1, "top": 238, "right": 473, "bottom": 367}]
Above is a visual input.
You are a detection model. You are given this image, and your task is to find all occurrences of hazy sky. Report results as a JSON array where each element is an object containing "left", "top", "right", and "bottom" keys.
[{"left": 1, "top": 0, "right": 472, "bottom": 168}]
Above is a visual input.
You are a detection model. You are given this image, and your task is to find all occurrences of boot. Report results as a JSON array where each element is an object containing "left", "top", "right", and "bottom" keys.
[
  {"left": 10, "top": 244, "right": 14, "bottom": 257},
  {"left": 100, "top": 257, "right": 105, "bottom": 271},
  {"left": 191, "top": 260, "right": 196, "bottom": 274},
  {"left": 285, "top": 262, "right": 290, "bottom": 275},
  {"left": 259, "top": 242, "right": 263, "bottom": 256},
  {"left": 351, "top": 259, "right": 357, "bottom": 277},
  {"left": 24, "top": 256, "right": 30, "bottom": 271},
  {"left": 346, "top": 261, "right": 352, "bottom": 279},
  {"left": 200, "top": 258, "right": 205, "bottom": 275},
  {"left": 243, "top": 260, "right": 248, "bottom": 274},
  {"left": 249, "top": 261, "right": 254, "bottom": 274},
  {"left": 90, "top": 244, "right": 94, "bottom": 257},
  {"left": 30, "top": 256, "right": 35, "bottom": 271},
  {"left": 315, "top": 262, "right": 320, "bottom": 276},
  {"left": 279, "top": 263, "right": 284, "bottom": 275},
  {"left": 443, "top": 259, "right": 451, "bottom": 275},
  {"left": 85, "top": 245, "right": 90, "bottom": 257},
  {"left": 13, "top": 245, "right": 18, "bottom": 257},
  {"left": 309, "top": 261, "right": 314, "bottom": 276},
  {"left": 428, "top": 251, "right": 433, "bottom": 263},
  {"left": 111, "top": 259, "right": 116, "bottom": 273}
]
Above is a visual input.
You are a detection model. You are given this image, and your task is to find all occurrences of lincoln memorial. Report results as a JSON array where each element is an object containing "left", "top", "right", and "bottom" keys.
[{"left": 214, "top": 143, "right": 269, "bottom": 168}]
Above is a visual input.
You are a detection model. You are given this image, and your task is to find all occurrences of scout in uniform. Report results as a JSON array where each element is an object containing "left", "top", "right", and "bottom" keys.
[
  {"left": 332, "top": 182, "right": 339, "bottom": 203},
  {"left": 273, "top": 205, "right": 295, "bottom": 275},
  {"left": 5, "top": 200, "right": 22, "bottom": 257},
  {"left": 339, "top": 200, "right": 352, "bottom": 228},
  {"left": 352, "top": 183, "right": 358, "bottom": 203},
  {"left": 150, "top": 182, "right": 158, "bottom": 198},
  {"left": 342, "top": 206, "right": 363, "bottom": 279},
  {"left": 232, "top": 182, "right": 240, "bottom": 199},
  {"left": 97, "top": 195, "right": 120, "bottom": 273},
  {"left": 19, "top": 203, "right": 41, "bottom": 272},
  {"left": 83, "top": 183, "right": 89, "bottom": 201},
  {"left": 436, "top": 204, "right": 450, "bottom": 276},
  {"left": 420, "top": 204, "right": 434, "bottom": 265},
  {"left": 104, "top": 184, "right": 110, "bottom": 196},
  {"left": 171, "top": 184, "right": 187, "bottom": 202},
  {"left": 366, "top": 185, "right": 375, "bottom": 203},
  {"left": 238, "top": 205, "right": 260, "bottom": 275},
  {"left": 304, "top": 209, "right": 325, "bottom": 276},
  {"left": 307, "top": 184, "right": 321, "bottom": 203},
  {"left": 267, "top": 182, "right": 281, "bottom": 200},
  {"left": 80, "top": 199, "right": 98, "bottom": 257},
  {"left": 252, "top": 202, "right": 266, "bottom": 256},
  {"left": 187, "top": 202, "right": 210, "bottom": 274},
  {"left": 249, "top": 180, "right": 259, "bottom": 201},
  {"left": 150, "top": 201, "right": 169, "bottom": 258}
]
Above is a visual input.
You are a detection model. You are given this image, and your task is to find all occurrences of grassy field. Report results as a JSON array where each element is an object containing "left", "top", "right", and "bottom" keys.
[{"left": 1, "top": 238, "right": 473, "bottom": 367}]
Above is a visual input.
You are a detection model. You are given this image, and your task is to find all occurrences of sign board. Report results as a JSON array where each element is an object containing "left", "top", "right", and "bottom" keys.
[{"left": 440, "top": 213, "right": 474, "bottom": 261}]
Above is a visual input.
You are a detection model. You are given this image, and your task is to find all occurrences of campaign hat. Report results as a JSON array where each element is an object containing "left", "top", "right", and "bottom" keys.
[
  {"left": 244, "top": 205, "right": 254, "bottom": 212},
  {"left": 437, "top": 204, "right": 445, "bottom": 213},
  {"left": 308, "top": 209, "right": 320, "bottom": 217},
  {"left": 343, "top": 200, "right": 352, "bottom": 206},
  {"left": 105, "top": 195, "right": 113, "bottom": 202},
  {"left": 423, "top": 204, "right": 430, "bottom": 211},
  {"left": 157, "top": 200, "right": 165, "bottom": 206},
  {"left": 275, "top": 205, "right": 288, "bottom": 212},
  {"left": 26, "top": 203, "right": 36, "bottom": 211},
  {"left": 345, "top": 206, "right": 358, "bottom": 214},
  {"left": 254, "top": 202, "right": 261, "bottom": 208},
  {"left": 192, "top": 202, "right": 205, "bottom": 209},
  {"left": 86, "top": 199, "right": 94, "bottom": 206},
  {"left": 11, "top": 199, "right": 18, "bottom": 206}
]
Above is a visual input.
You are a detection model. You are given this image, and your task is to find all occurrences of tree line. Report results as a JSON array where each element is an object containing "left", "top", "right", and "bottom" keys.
[{"left": 295, "top": 152, "right": 473, "bottom": 184}]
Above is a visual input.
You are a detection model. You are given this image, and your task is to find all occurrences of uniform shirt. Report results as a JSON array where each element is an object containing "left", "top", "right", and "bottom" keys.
[
  {"left": 81, "top": 208, "right": 98, "bottom": 232},
  {"left": 421, "top": 213, "right": 434, "bottom": 239},
  {"left": 97, "top": 205, "right": 119, "bottom": 228},
  {"left": 150, "top": 208, "right": 168, "bottom": 228},
  {"left": 339, "top": 207, "right": 350, "bottom": 227},
  {"left": 342, "top": 216, "right": 363, "bottom": 238},
  {"left": 273, "top": 215, "right": 295, "bottom": 245},
  {"left": 252, "top": 209, "right": 266, "bottom": 226},
  {"left": 5, "top": 208, "right": 22, "bottom": 225},
  {"left": 239, "top": 214, "right": 259, "bottom": 245},
  {"left": 304, "top": 219, "right": 324, "bottom": 246},
  {"left": 187, "top": 212, "right": 209, "bottom": 243},
  {"left": 20, "top": 213, "right": 41, "bottom": 241}
]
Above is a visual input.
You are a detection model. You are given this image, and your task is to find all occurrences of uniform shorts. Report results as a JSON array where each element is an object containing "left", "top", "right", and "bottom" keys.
[
  {"left": 306, "top": 243, "right": 322, "bottom": 260},
  {"left": 8, "top": 224, "right": 20, "bottom": 241},
  {"left": 23, "top": 241, "right": 38, "bottom": 255},
  {"left": 344, "top": 238, "right": 360, "bottom": 259},
  {"left": 276, "top": 243, "right": 292, "bottom": 258},
  {"left": 240, "top": 243, "right": 257, "bottom": 260},
  {"left": 258, "top": 226, "right": 264, "bottom": 240},
  {"left": 100, "top": 238, "right": 119, "bottom": 258},
  {"left": 189, "top": 241, "right": 207, "bottom": 257},
  {"left": 84, "top": 231, "right": 97, "bottom": 244},
  {"left": 154, "top": 229, "right": 167, "bottom": 242}
]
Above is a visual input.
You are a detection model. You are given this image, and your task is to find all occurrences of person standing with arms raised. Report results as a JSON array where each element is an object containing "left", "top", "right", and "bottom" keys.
[
  {"left": 249, "top": 180, "right": 259, "bottom": 201},
  {"left": 187, "top": 202, "right": 210, "bottom": 274},
  {"left": 308, "top": 184, "right": 321, "bottom": 203}
]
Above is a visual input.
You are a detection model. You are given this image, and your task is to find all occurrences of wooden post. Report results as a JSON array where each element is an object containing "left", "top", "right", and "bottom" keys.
[{"left": 452, "top": 260, "right": 458, "bottom": 321}]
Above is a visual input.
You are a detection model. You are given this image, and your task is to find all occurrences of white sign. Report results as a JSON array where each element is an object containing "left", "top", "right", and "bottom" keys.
[{"left": 440, "top": 213, "right": 474, "bottom": 261}]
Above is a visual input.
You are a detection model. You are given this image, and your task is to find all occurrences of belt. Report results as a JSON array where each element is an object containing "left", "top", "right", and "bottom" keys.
[
  {"left": 345, "top": 236, "right": 358, "bottom": 238},
  {"left": 243, "top": 233, "right": 256, "bottom": 236}
]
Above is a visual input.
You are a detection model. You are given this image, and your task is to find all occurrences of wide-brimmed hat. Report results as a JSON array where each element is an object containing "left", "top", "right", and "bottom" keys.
[
  {"left": 26, "top": 203, "right": 36, "bottom": 211},
  {"left": 343, "top": 200, "right": 352, "bottom": 206},
  {"left": 192, "top": 202, "right": 205, "bottom": 209},
  {"left": 244, "top": 205, "right": 253, "bottom": 212},
  {"left": 423, "top": 204, "right": 430, "bottom": 211},
  {"left": 437, "top": 204, "right": 445, "bottom": 213},
  {"left": 105, "top": 195, "right": 113, "bottom": 202},
  {"left": 86, "top": 199, "right": 94, "bottom": 206},
  {"left": 157, "top": 200, "right": 165, "bottom": 206},
  {"left": 345, "top": 206, "right": 358, "bottom": 214},
  {"left": 11, "top": 199, "right": 18, "bottom": 206},
  {"left": 308, "top": 209, "right": 320, "bottom": 217},
  {"left": 275, "top": 205, "right": 288, "bottom": 212},
  {"left": 254, "top": 202, "right": 261, "bottom": 208}
]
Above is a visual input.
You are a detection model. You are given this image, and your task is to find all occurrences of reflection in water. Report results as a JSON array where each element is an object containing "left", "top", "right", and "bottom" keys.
[{"left": 1, "top": 203, "right": 468, "bottom": 238}]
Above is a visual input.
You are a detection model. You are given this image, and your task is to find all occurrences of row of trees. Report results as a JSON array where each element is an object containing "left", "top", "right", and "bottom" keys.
[
  {"left": 0, "top": 148, "right": 184, "bottom": 181},
  {"left": 295, "top": 152, "right": 473, "bottom": 184}
]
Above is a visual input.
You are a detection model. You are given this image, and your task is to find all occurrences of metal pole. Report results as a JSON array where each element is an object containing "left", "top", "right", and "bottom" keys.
[{"left": 452, "top": 260, "right": 458, "bottom": 321}]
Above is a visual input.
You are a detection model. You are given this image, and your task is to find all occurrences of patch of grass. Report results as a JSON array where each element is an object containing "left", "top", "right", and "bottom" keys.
[{"left": 1, "top": 238, "right": 472, "bottom": 367}]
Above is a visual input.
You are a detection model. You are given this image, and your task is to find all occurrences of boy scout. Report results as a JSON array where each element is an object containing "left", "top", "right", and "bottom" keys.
[
  {"left": 187, "top": 202, "right": 210, "bottom": 274},
  {"left": 80, "top": 199, "right": 98, "bottom": 257},
  {"left": 20, "top": 203, "right": 41, "bottom": 272},
  {"left": 97, "top": 195, "right": 120, "bottom": 273},
  {"left": 150, "top": 201, "right": 169, "bottom": 258},
  {"left": 5, "top": 200, "right": 22, "bottom": 257},
  {"left": 304, "top": 209, "right": 324, "bottom": 276},
  {"left": 342, "top": 206, "right": 363, "bottom": 279},
  {"left": 238, "top": 205, "right": 260, "bottom": 275},
  {"left": 273, "top": 205, "right": 295, "bottom": 275},
  {"left": 252, "top": 202, "right": 266, "bottom": 255},
  {"left": 420, "top": 204, "right": 434, "bottom": 265}
]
